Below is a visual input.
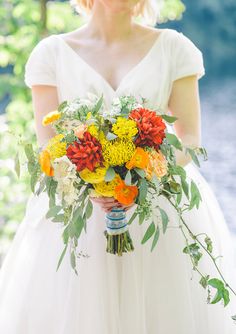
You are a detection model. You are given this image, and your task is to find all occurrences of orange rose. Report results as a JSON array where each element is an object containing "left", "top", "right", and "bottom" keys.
[
  {"left": 146, "top": 150, "right": 167, "bottom": 180},
  {"left": 126, "top": 147, "right": 149, "bottom": 170},
  {"left": 74, "top": 124, "right": 88, "bottom": 139},
  {"left": 114, "top": 180, "right": 138, "bottom": 205}
]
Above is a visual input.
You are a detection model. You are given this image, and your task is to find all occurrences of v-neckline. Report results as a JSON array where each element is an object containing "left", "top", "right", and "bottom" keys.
[{"left": 54, "top": 29, "right": 167, "bottom": 94}]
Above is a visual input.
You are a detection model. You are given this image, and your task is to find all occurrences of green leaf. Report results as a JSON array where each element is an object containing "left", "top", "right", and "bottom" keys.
[
  {"left": 125, "top": 170, "right": 132, "bottom": 185},
  {"left": 159, "top": 208, "right": 169, "bottom": 233},
  {"left": 106, "top": 132, "right": 117, "bottom": 140},
  {"left": 181, "top": 176, "right": 189, "bottom": 199},
  {"left": 205, "top": 236, "right": 213, "bottom": 253},
  {"left": 56, "top": 244, "right": 68, "bottom": 272},
  {"left": 189, "top": 180, "right": 202, "bottom": 210},
  {"left": 208, "top": 278, "right": 230, "bottom": 306},
  {"left": 183, "top": 243, "right": 203, "bottom": 266},
  {"left": 52, "top": 214, "right": 65, "bottom": 223},
  {"left": 166, "top": 133, "right": 182, "bottom": 150},
  {"left": 70, "top": 251, "right": 77, "bottom": 275},
  {"left": 127, "top": 211, "right": 138, "bottom": 225},
  {"left": 231, "top": 315, "right": 236, "bottom": 322},
  {"left": 186, "top": 148, "right": 200, "bottom": 167},
  {"left": 73, "top": 215, "right": 85, "bottom": 239},
  {"left": 169, "top": 180, "right": 181, "bottom": 194},
  {"left": 85, "top": 199, "right": 93, "bottom": 219},
  {"left": 151, "top": 225, "right": 160, "bottom": 251},
  {"left": 138, "top": 211, "right": 146, "bottom": 225},
  {"left": 14, "top": 152, "right": 20, "bottom": 178},
  {"left": 92, "top": 94, "right": 103, "bottom": 113},
  {"left": 105, "top": 167, "right": 116, "bottom": 182},
  {"left": 30, "top": 170, "right": 40, "bottom": 193},
  {"left": 46, "top": 205, "right": 62, "bottom": 219},
  {"left": 134, "top": 168, "right": 146, "bottom": 178},
  {"left": 151, "top": 174, "right": 160, "bottom": 190},
  {"left": 141, "top": 222, "right": 155, "bottom": 244},
  {"left": 176, "top": 191, "right": 182, "bottom": 205},
  {"left": 24, "top": 143, "right": 34, "bottom": 162},
  {"left": 138, "top": 179, "right": 148, "bottom": 204},
  {"left": 199, "top": 275, "right": 210, "bottom": 289},
  {"left": 161, "top": 114, "right": 178, "bottom": 123}
]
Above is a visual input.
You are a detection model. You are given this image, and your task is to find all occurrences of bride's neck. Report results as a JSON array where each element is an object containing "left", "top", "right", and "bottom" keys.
[{"left": 85, "top": 2, "right": 136, "bottom": 44}]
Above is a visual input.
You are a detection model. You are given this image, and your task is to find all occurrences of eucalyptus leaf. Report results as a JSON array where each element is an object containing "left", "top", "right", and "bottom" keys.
[
  {"left": 46, "top": 205, "right": 62, "bottom": 219},
  {"left": 105, "top": 167, "right": 116, "bottom": 182},
  {"left": 138, "top": 179, "right": 148, "bottom": 204},
  {"left": 189, "top": 181, "right": 202, "bottom": 210},
  {"left": 138, "top": 211, "right": 146, "bottom": 225},
  {"left": 151, "top": 225, "right": 160, "bottom": 251},
  {"left": 161, "top": 114, "right": 178, "bottom": 123},
  {"left": 159, "top": 208, "right": 169, "bottom": 233},
  {"left": 125, "top": 170, "right": 132, "bottom": 185},
  {"left": 166, "top": 133, "right": 182, "bottom": 150},
  {"left": 141, "top": 222, "right": 155, "bottom": 244},
  {"left": 56, "top": 244, "right": 68, "bottom": 272},
  {"left": 134, "top": 168, "right": 146, "bottom": 178},
  {"left": 85, "top": 199, "right": 93, "bottom": 219},
  {"left": 127, "top": 211, "right": 138, "bottom": 225},
  {"left": 186, "top": 148, "right": 200, "bottom": 167},
  {"left": 52, "top": 214, "right": 65, "bottom": 223},
  {"left": 92, "top": 95, "right": 103, "bottom": 113},
  {"left": 106, "top": 132, "right": 117, "bottom": 141}
]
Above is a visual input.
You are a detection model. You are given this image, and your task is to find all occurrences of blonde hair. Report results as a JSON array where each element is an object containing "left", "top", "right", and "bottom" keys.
[{"left": 70, "top": 0, "right": 163, "bottom": 26}]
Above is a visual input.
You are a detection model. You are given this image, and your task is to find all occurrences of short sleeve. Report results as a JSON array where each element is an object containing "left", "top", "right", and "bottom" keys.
[
  {"left": 171, "top": 31, "right": 205, "bottom": 81},
  {"left": 24, "top": 36, "right": 57, "bottom": 88}
]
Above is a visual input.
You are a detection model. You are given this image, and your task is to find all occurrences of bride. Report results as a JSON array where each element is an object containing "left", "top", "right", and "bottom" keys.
[{"left": 0, "top": 0, "right": 236, "bottom": 333}]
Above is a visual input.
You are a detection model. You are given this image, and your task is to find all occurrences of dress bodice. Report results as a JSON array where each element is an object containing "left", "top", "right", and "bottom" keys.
[{"left": 24, "top": 28, "right": 205, "bottom": 115}]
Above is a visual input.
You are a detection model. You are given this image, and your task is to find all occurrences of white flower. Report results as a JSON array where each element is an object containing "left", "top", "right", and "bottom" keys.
[
  {"left": 52, "top": 156, "right": 77, "bottom": 180},
  {"left": 61, "top": 119, "right": 83, "bottom": 131},
  {"left": 56, "top": 178, "right": 78, "bottom": 206}
]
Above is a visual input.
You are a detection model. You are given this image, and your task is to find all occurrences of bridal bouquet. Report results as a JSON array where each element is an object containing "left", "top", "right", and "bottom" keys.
[{"left": 17, "top": 93, "right": 236, "bottom": 314}]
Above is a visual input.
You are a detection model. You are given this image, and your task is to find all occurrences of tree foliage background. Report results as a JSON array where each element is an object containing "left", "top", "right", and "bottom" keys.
[{"left": 0, "top": 0, "right": 235, "bottom": 260}]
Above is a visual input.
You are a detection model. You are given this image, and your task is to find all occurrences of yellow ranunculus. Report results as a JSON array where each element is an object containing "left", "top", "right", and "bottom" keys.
[{"left": 42, "top": 110, "right": 61, "bottom": 126}]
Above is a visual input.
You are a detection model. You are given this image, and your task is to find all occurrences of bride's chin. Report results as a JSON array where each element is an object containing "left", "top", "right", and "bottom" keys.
[{"left": 100, "top": 0, "right": 137, "bottom": 14}]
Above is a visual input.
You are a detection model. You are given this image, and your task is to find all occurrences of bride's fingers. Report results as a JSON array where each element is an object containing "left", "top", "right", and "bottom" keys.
[{"left": 90, "top": 197, "right": 119, "bottom": 204}]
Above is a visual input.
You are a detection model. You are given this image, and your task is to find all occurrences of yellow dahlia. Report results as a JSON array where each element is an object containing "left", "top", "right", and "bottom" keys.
[
  {"left": 46, "top": 134, "right": 67, "bottom": 161},
  {"left": 102, "top": 138, "right": 136, "bottom": 166},
  {"left": 79, "top": 165, "right": 108, "bottom": 184},
  {"left": 42, "top": 110, "right": 61, "bottom": 126},
  {"left": 112, "top": 117, "right": 138, "bottom": 139},
  {"left": 94, "top": 174, "right": 122, "bottom": 197}
]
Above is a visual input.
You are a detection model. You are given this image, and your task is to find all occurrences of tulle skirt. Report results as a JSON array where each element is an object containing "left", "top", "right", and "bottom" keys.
[{"left": 0, "top": 162, "right": 236, "bottom": 334}]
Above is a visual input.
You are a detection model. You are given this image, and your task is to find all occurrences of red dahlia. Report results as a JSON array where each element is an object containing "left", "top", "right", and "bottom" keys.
[
  {"left": 129, "top": 108, "right": 166, "bottom": 149},
  {"left": 66, "top": 131, "right": 104, "bottom": 172}
]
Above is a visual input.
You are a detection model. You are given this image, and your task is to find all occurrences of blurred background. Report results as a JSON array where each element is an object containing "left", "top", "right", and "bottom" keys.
[{"left": 0, "top": 0, "right": 235, "bottom": 263}]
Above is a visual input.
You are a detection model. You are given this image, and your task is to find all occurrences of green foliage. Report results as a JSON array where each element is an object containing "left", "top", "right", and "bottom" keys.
[{"left": 0, "top": 0, "right": 83, "bottom": 257}]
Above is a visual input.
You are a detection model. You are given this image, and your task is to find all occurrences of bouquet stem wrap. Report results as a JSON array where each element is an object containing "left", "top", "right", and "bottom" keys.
[{"left": 104, "top": 207, "right": 134, "bottom": 256}]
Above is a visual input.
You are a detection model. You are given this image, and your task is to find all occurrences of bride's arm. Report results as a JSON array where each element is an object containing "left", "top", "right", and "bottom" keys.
[
  {"left": 31, "top": 85, "right": 59, "bottom": 147},
  {"left": 168, "top": 74, "right": 202, "bottom": 167}
]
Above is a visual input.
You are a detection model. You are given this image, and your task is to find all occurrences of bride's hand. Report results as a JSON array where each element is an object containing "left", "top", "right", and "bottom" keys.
[{"left": 90, "top": 196, "right": 135, "bottom": 213}]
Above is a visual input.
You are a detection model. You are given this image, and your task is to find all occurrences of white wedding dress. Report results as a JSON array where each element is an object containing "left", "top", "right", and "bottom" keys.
[{"left": 0, "top": 28, "right": 236, "bottom": 333}]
